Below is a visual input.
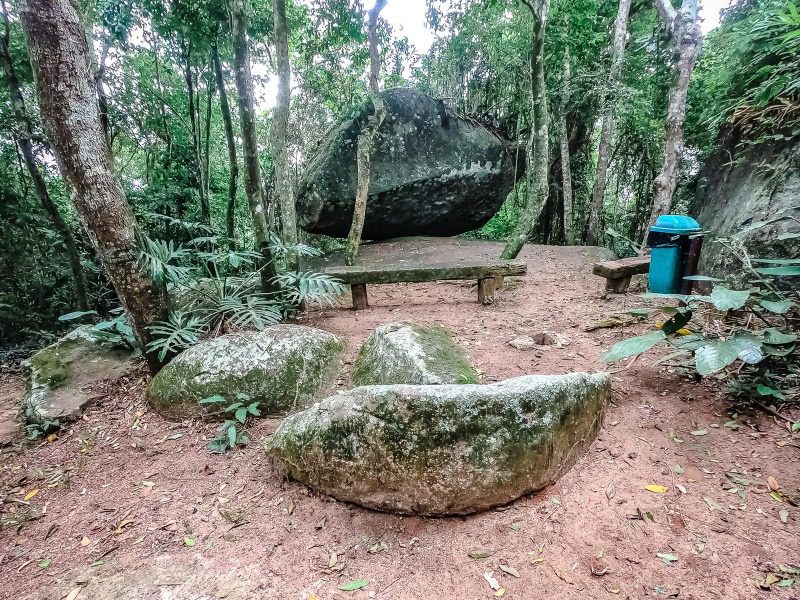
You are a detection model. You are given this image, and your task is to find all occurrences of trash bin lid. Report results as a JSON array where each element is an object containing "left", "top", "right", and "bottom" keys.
[{"left": 650, "top": 215, "right": 701, "bottom": 235}]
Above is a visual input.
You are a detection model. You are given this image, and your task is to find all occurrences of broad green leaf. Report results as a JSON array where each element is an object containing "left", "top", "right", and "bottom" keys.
[
  {"left": 755, "top": 266, "right": 800, "bottom": 276},
  {"left": 682, "top": 275, "right": 723, "bottom": 281},
  {"left": 695, "top": 334, "right": 763, "bottom": 375},
  {"left": 710, "top": 286, "right": 750, "bottom": 311},
  {"left": 757, "top": 383, "right": 784, "bottom": 399},
  {"left": 602, "top": 331, "right": 667, "bottom": 363},
  {"left": 760, "top": 299, "right": 793, "bottom": 314},
  {"left": 776, "top": 232, "right": 800, "bottom": 240},
  {"left": 58, "top": 310, "right": 98, "bottom": 321},
  {"left": 227, "top": 424, "right": 237, "bottom": 447},
  {"left": 234, "top": 407, "right": 248, "bottom": 423},
  {"left": 656, "top": 552, "right": 678, "bottom": 564},
  {"left": 662, "top": 309, "right": 692, "bottom": 335},
  {"left": 752, "top": 258, "right": 800, "bottom": 265},
  {"left": 338, "top": 579, "right": 369, "bottom": 591},
  {"left": 199, "top": 395, "right": 226, "bottom": 404},
  {"left": 764, "top": 328, "right": 797, "bottom": 345},
  {"left": 183, "top": 537, "right": 196, "bottom": 547}
]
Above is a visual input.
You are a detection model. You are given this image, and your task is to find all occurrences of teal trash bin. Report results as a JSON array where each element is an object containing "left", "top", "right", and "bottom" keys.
[{"left": 647, "top": 215, "right": 702, "bottom": 294}]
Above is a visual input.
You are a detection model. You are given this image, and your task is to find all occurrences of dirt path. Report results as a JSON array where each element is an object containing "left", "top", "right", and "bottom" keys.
[{"left": 1, "top": 243, "right": 798, "bottom": 600}]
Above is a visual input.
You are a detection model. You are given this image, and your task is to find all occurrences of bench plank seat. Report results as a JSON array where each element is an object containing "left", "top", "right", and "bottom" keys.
[
  {"left": 592, "top": 256, "right": 650, "bottom": 293},
  {"left": 322, "top": 261, "right": 527, "bottom": 309}
]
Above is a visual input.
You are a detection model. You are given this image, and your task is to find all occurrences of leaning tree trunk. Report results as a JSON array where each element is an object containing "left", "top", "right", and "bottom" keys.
[
  {"left": 501, "top": 0, "right": 550, "bottom": 260},
  {"left": 183, "top": 40, "right": 209, "bottom": 223},
  {"left": 212, "top": 41, "right": 239, "bottom": 246},
  {"left": 558, "top": 47, "right": 575, "bottom": 245},
  {"left": 586, "top": 0, "right": 632, "bottom": 246},
  {"left": 19, "top": 0, "right": 167, "bottom": 372},
  {"left": 646, "top": 0, "right": 701, "bottom": 232},
  {"left": 270, "top": 0, "right": 298, "bottom": 269},
  {"left": 0, "top": 0, "right": 89, "bottom": 311},
  {"left": 345, "top": 0, "right": 387, "bottom": 266},
  {"left": 230, "top": 0, "right": 278, "bottom": 287}
]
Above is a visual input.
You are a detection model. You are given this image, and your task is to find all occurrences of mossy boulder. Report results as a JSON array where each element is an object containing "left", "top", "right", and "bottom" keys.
[
  {"left": 352, "top": 322, "right": 477, "bottom": 386},
  {"left": 267, "top": 372, "right": 611, "bottom": 515},
  {"left": 23, "top": 327, "right": 132, "bottom": 423},
  {"left": 147, "top": 325, "right": 345, "bottom": 419}
]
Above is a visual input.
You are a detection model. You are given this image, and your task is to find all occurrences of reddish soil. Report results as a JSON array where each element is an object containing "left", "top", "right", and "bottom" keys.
[{"left": 1, "top": 242, "right": 798, "bottom": 600}]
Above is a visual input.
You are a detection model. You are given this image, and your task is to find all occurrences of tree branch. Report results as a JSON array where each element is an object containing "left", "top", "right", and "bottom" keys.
[{"left": 653, "top": 0, "right": 677, "bottom": 33}]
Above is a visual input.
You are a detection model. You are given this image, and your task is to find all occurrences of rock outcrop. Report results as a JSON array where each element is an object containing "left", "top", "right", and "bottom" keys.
[
  {"left": 694, "top": 138, "right": 799, "bottom": 277},
  {"left": 352, "top": 322, "right": 478, "bottom": 385},
  {"left": 296, "top": 88, "right": 523, "bottom": 239},
  {"left": 22, "top": 327, "right": 132, "bottom": 423},
  {"left": 147, "top": 325, "right": 345, "bottom": 419},
  {"left": 267, "top": 372, "right": 610, "bottom": 515}
]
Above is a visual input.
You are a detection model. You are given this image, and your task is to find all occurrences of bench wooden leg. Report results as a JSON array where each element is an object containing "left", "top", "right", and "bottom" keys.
[
  {"left": 494, "top": 275, "right": 504, "bottom": 290},
  {"left": 478, "top": 277, "right": 496, "bottom": 305},
  {"left": 605, "top": 276, "right": 632, "bottom": 294},
  {"left": 351, "top": 283, "right": 369, "bottom": 310}
]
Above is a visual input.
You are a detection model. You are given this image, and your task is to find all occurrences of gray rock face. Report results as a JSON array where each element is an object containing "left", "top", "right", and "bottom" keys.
[
  {"left": 146, "top": 325, "right": 345, "bottom": 419},
  {"left": 694, "top": 140, "right": 799, "bottom": 278},
  {"left": 297, "top": 88, "right": 523, "bottom": 239},
  {"left": 352, "top": 322, "right": 478, "bottom": 386},
  {"left": 267, "top": 373, "right": 610, "bottom": 515},
  {"left": 22, "top": 327, "right": 131, "bottom": 423}
]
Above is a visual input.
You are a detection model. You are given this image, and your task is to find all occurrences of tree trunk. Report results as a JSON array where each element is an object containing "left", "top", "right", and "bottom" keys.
[
  {"left": 558, "top": 47, "right": 575, "bottom": 245},
  {"left": 203, "top": 70, "right": 214, "bottom": 203},
  {"left": 501, "top": 0, "right": 550, "bottom": 260},
  {"left": 183, "top": 40, "right": 209, "bottom": 223},
  {"left": 19, "top": 0, "right": 167, "bottom": 372},
  {"left": 212, "top": 41, "right": 239, "bottom": 246},
  {"left": 646, "top": 0, "right": 701, "bottom": 232},
  {"left": 270, "top": 0, "right": 298, "bottom": 269},
  {"left": 0, "top": 0, "right": 89, "bottom": 311},
  {"left": 229, "top": 0, "right": 278, "bottom": 286},
  {"left": 586, "top": 0, "right": 631, "bottom": 246},
  {"left": 345, "top": 0, "right": 387, "bottom": 266}
]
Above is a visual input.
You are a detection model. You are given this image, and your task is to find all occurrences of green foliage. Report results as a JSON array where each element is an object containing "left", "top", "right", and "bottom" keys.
[
  {"left": 604, "top": 244, "right": 799, "bottom": 401},
  {"left": 198, "top": 393, "right": 260, "bottom": 453}
]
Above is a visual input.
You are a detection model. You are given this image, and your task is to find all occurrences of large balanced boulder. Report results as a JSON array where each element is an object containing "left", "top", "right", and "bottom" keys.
[
  {"left": 23, "top": 327, "right": 132, "bottom": 423},
  {"left": 352, "top": 321, "right": 478, "bottom": 386},
  {"left": 297, "top": 88, "right": 523, "bottom": 239},
  {"left": 267, "top": 373, "right": 610, "bottom": 515},
  {"left": 147, "top": 325, "right": 345, "bottom": 419}
]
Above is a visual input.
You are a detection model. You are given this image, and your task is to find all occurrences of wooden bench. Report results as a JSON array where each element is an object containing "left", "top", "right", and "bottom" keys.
[
  {"left": 592, "top": 256, "right": 650, "bottom": 293},
  {"left": 321, "top": 261, "right": 527, "bottom": 309}
]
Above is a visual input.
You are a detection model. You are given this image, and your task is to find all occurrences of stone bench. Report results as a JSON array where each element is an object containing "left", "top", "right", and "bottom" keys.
[
  {"left": 322, "top": 261, "right": 527, "bottom": 309},
  {"left": 592, "top": 256, "right": 650, "bottom": 293}
]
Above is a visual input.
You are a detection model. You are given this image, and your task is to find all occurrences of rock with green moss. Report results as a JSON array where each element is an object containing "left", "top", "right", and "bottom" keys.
[
  {"left": 23, "top": 326, "right": 132, "bottom": 423},
  {"left": 352, "top": 321, "right": 477, "bottom": 386},
  {"left": 147, "top": 324, "right": 345, "bottom": 419},
  {"left": 267, "top": 372, "right": 611, "bottom": 515}
]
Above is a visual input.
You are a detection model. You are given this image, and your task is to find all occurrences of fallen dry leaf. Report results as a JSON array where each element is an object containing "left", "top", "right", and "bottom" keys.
[
  {"left": 484, "top": 571, "right": 501, "bottom": 591},
  {"left": 23, "top": 489, "right": 39, "bottom": 501},
  {"left": 552, "top": 565, "right": 574, "bottom": 585},
  {"left": 64, "top": 588, "right": 82, "bottom": 600},
  {"left": 768, "top": 476, "right": 780, "bottom": 492},
  {"left": 499, "top": 564, "right": 520, "bottom": 578},
  {"left": 80, "top": 536, "right": 91, "bottom": 546},
  {"left": 644, "top": 484, "right": 668, "bottom": 494},
  {"left": 605, "top": 483, "right": 616, "bottom": 501},
  {"left": 469, "top": 548, "right": 494, "bottom": 559}
]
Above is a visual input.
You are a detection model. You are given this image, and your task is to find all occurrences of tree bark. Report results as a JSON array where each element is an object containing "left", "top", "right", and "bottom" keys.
[
  {"left": 0, "top": 0, "right": 89, "bottom": 311},
  {"left": 183, "top": 40, "right": 209, "bottom": 223},
  {"left": 586, "top": 0, "right": 631, "bottom": 246},
  {"left": 212, "top": 41, "right": 239, "bottom": 245},
  {"left": 345, "top": 0, "right": 387, "bottom": 266},
  {"left": 229, "top": 0, "right": 278, "bottom": 286},
  {"left": 558, "top": 47, "right": 574, "bottom": 245},
  {"left": 19, "top": 0, "right": 167, "bottom": 372},
  {"left": 203, "top": 70, "right": 214, "bottom": 203},
  {"left": 270, "top": 0, "right": 298, "bottom": 269},
  {"left": 646, "top": 0, "right": 702, "bottom": 232},
  {"left": 501, "top": 0, "right": 550, "bottom": 260}
]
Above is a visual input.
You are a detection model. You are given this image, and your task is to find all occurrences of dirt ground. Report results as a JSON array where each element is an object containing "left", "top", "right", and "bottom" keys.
[{"left": 1, "top": 241, "right": 798, "bottom": 600}]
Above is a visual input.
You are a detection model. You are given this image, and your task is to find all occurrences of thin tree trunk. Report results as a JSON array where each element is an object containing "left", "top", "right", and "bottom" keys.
[
  {"left": 501, "top": 0, "right": 550, "bottom": 260},
  {"left": 559, "top": 47, "right": 575, "bottom": 245},
  {"left": 345, "top": 0, "right": 387, "bottom": 266},
  {"left": 151, "top": 34, "right": 172, "bottom": 157},
  {"left": 183, "top": 40, "right": 209, "bottom": 223},
  {"left": 646, "top": 0, "right": 701, "bottom": 232},
  {"left": 270, "top": 0, "right": 298, "bottom": 269},
  {"left": 586, "top": 0, "right": 631, "bottom": 246},
  {"left": 19, "top": 0, "right": 167, "bottom": 372},
  {"left": 95, "top": 38, "right": 112, "bottom": 150},
  {"left": 0, "top": 0, "right": 89, "bottom": 311},
  {"left": 212, "top": 41, "right": 239, "bottom": 245},
  {"left": 203, "top": 70, "right": 214, "bottom": 203},
  {"left": 230, "top": 0, "right": 278, "bottom": 287}
]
